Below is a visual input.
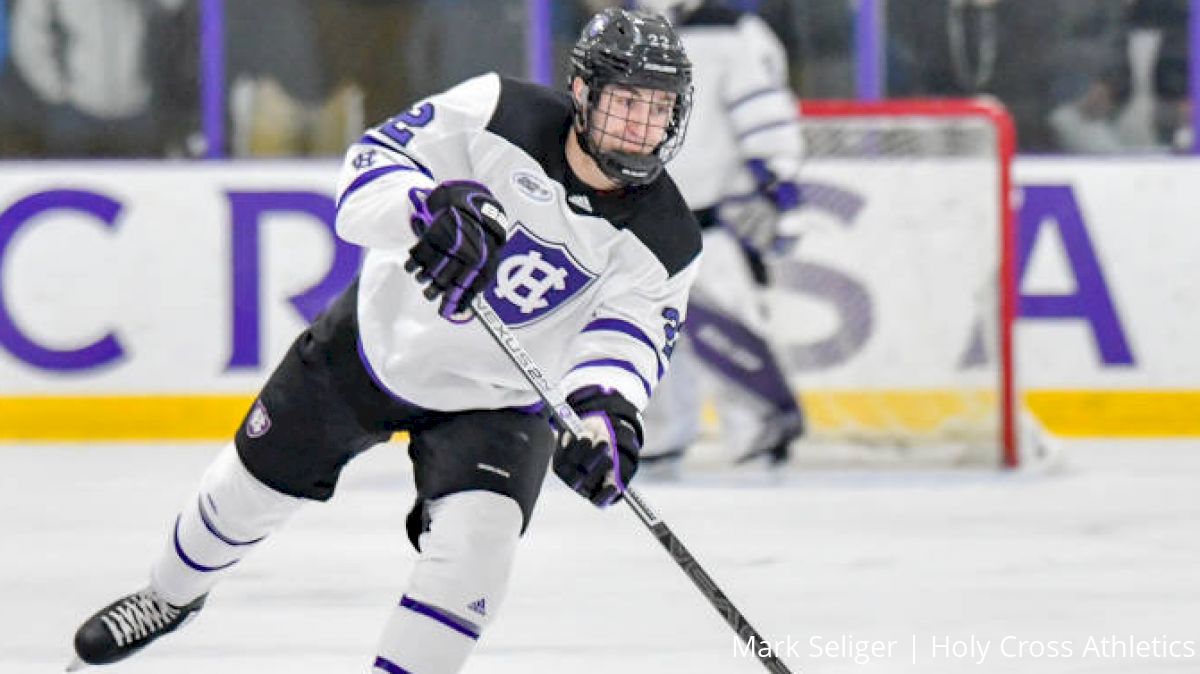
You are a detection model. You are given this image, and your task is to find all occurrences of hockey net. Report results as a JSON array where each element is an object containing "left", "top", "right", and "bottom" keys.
[{"left": 709, "top": 99, "right": 1018, "bottom": 468}]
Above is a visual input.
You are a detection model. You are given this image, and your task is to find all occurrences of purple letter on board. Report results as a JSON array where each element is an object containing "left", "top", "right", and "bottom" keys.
[
  {"left": 0, "top": 190, "right": 125, "bottom": 371},
  {"left": 1018, "top": 185, "right": 1133, "bottom": 365},
  {"left": 226, "top": 191, "right": 361, "bottom": 369}
]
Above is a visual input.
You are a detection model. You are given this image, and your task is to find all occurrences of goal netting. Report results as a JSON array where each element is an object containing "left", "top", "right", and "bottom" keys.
[{"left": 701, "top": 99, "right": 1018, "bottom": 469}]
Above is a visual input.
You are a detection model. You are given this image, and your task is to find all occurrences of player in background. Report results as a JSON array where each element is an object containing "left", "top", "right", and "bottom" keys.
[
  {"left": 69, "top": 9, "right": 698, "bottom": 673},
  {"left": 635, "top": 0, "right": 807, "bottom": 474}
]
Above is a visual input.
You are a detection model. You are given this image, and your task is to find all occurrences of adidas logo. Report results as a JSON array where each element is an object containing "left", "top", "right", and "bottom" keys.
[
  {"left": 467, "top": 598, "right": 487, "bottom": 616},
  {"left": 568, "top": 194, "right": 593, "bottom": 213}
]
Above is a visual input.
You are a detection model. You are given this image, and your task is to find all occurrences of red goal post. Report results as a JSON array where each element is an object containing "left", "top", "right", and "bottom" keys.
[{"left": 788, "top": 98, "right": 1018, "bottom": 468}]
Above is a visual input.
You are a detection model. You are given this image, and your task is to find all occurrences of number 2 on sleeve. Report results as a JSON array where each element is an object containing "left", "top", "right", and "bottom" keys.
[{"left": 380, "top": 103, "right": 435, "bottom": 147}]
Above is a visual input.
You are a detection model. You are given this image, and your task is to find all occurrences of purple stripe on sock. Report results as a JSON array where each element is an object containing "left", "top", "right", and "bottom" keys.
[
  {"left": 173, "top": 516, "right": 239, "bottom": 573},
  {"left": 581, "top": 318, "right": 663, "bottom": 380},
  {"left": 400, "top": 595, "right": 480, "bottom": 640},
  {"left": 569, "top": 359, "right": 652, "bottom": 399},
  {"left": 373, "top": 656, "right": 412, "bottom": 674},
  {"left": 196, "top": 495, "right": 265, "bottom": 547}
]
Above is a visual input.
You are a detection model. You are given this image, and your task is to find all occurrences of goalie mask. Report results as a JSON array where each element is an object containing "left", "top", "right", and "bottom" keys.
[{"left": 570, "top": 9, "right": 693, "bottom": 187}]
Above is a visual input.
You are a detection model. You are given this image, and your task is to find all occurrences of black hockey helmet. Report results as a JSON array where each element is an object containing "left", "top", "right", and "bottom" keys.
[{"left": 569, "top": 8, "right": 693, "bottom": 186}]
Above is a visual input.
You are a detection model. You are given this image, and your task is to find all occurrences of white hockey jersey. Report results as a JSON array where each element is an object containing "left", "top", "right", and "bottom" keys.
[
  {"left": 666, "top": 5, "right": 803, "bottom": 209},
  {"left": 334, "top": 73, "right": 701, "bottom": 413}
]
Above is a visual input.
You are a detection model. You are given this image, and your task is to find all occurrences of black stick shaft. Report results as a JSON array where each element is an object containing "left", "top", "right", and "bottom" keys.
[{"left": 470, "top": 296, "right": 793, "bottom": 672}]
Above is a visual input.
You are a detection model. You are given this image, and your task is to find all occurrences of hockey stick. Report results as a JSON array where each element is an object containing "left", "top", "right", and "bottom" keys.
[{"left": 470, "top": 295, "right": 794, "bottom": 673}]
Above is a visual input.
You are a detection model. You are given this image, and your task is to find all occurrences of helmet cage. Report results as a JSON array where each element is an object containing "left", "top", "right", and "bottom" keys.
[{"left": 570, "top": 9, "right": 694, "bottom": 186}]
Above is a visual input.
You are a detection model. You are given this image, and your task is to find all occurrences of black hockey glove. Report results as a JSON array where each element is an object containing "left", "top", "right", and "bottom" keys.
[
  {"left": 406, "top": 180, "right": 509, "bottom": 321},
  {"left": 553, "top": 386, "right": 643, "bottom": 507}
]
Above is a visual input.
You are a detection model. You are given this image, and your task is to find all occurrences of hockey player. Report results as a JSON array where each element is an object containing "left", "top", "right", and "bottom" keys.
[
  {"left": 69, "top": 8, "right": 698, "bottom": 673},
  {"left": 637, "top": 0, "right": 807, "bottom": 473}
]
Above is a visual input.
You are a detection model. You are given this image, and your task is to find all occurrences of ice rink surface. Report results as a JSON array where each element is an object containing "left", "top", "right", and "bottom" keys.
[{"left": 2, "top": 438, "right": 1198, "bottom": 673}]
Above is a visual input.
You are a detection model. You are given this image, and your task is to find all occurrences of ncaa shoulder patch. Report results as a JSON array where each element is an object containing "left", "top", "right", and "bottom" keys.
[{"left": 510, "top": 169, "right": 554, "bottom": 204}]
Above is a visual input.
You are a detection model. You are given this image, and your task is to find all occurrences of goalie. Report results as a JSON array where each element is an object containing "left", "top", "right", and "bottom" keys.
[{"left": 638, "top": 0, "right": 807, "bottom": 473}]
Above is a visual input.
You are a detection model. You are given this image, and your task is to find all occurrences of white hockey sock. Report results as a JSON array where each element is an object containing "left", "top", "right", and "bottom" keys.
[
  {"left": 374, "top": 491, "right": 522, "bottom": 674},
  {"left": 150, "top": 443, "right": 305, "bottom": 605}
]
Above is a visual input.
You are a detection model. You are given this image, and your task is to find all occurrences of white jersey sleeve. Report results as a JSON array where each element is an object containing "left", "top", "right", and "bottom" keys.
[
  {"left": 667, "top": 9, "right": 802, "bottom": 207},
  {"left": 333, "top": 73, "right": 502, "bottom": 250},
  {"left": 725, "top": 14, "right": 802, "bottom": 182},
  {"left": 559, "top": 256, "right": 699, "bottom": 411}
]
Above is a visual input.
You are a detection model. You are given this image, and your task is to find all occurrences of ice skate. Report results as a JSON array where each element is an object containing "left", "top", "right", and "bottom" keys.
[{"left": 69, "top": 587, "right": 206, "bottom": 669}]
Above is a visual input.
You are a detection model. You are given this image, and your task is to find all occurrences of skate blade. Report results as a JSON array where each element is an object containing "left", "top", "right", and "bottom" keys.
[{"left": 65, "top": 655, "right": 88, "bottom": 672}]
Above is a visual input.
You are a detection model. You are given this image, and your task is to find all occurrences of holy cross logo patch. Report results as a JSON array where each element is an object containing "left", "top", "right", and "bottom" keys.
[
  {"left": 245, "top": 399, "right": 271, "bottom": 438},
  {"left": 352, "top": 149, "right": 376, "bottom": 170},
  {"left": 486, "top": 225, "right": 595, "bottom": 326}
]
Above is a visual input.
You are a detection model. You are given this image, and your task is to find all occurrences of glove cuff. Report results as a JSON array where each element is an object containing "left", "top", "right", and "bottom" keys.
[{"left": 566, "top": 386, "right": 644, "bottom": 450}]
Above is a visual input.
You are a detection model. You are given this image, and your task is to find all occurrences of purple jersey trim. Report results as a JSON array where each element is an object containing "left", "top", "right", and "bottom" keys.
[
  {"left": 357, "top": 133, "right": 435, "bottom": 177},
  {"left": 173, "top": 515, "right": 239, "bottom": 573},
  {"left": 736, "top": 118, "right": 800, "bottom": 142},
  {"left": 356, "top": 335, "right": 428, "bottom": 410},
  {"left": 581, "top": 318, "right": 664, "bottom": 380},
  {"left": 400, "top": 595, "right": 480, "bottom": 640},
  {"left": 727, "top": 86, "right": 789, "bottom": 111},
  {"left": 570, "top": 358, "right": 652, "bottom": 399},
  {"left": 516, "top": 400, "right": 546, "bottom": 414},
  {"left": 338, "top": 165, "right": 425, "bottom": 210},
  {"left": 357, "top": 332, "right": 545, "bottom": 415},
  {"left": 373, "top": 656, "right": 412, "bottom": 674},
  {"left": 197, "top": 495, "right": 265, "bottom": 546},
  {"left": 358, "top": 135, "right": 396, "bottom": 152}
]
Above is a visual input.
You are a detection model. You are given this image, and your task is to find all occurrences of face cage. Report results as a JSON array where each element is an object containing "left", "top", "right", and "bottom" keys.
[{"left": 578, "top": 82, "right": 692, "bottom": 187}]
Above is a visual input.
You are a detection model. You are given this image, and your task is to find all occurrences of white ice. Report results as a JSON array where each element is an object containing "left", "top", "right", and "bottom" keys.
[{"left": 2, "top": 439, "right": 1198, "bottom": 673}]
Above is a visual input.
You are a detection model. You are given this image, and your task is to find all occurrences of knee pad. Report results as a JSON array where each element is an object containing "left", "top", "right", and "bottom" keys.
[
  {"left": 405, "top": 409, "right": 555, "bottom": 550},
  {"left": 152, "top": 443, "right": 305, "bottom": 604},
  {"left": 404, "top": 491, "right": 522, "bottom": 634}
]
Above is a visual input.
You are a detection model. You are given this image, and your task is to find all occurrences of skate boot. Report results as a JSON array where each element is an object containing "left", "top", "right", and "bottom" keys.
[
  {"left": 735, "top": 438, "right": 791, "bottom": 467},
  {"left": 69, "top": 587, "right": 206, "bottom": 669},
  {"left": 736, "top": 410, "right": 804, "bottom": 468}
]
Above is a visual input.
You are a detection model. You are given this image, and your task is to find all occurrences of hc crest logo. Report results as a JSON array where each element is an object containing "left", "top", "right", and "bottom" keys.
[
  {"left": 246, "top": 400, "right": 272, "bottom": 438},
  {"left": 486, "top": 225, "right": 595, "bottom": 326},
  {"left": 352, "top": 149, "right": 376, "bottom": 170}
]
